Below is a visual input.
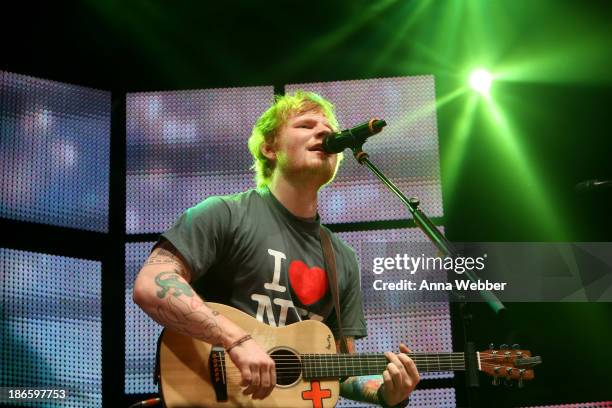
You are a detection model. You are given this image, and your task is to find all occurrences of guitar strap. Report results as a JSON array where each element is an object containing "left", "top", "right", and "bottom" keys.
[{"left": 319, "top": 226, "right": 349, "bottom": 354}]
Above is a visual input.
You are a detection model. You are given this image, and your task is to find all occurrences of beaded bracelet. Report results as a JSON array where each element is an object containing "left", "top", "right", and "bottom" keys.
[{"left": 226, "top": 334, "right": 253, "bottom": 353}]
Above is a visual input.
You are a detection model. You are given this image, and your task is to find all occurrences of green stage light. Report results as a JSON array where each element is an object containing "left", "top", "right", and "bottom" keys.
[{"left": 469, "top": 69, "right": 493, "bottom": 95}]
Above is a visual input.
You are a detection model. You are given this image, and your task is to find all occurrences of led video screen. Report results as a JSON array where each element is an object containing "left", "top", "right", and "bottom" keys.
[
  {"left": 0, "top": 248, "right": 102, "bottom": 407},
  {"left": 124, "top": 241, "right": 160, "bottom": 394},
  {"left": 126, "top": 86, "right": 274, "bottom": 234},
  {"left": 0, "top": 71, "right": 111, "bottom": 232}
]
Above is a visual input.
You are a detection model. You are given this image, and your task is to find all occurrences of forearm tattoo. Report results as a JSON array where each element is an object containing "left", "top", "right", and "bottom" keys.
[
  {"left": 340, "top": 375, "right": 383, "bottom": 404},
  {"left": 337, "top": 337, "right": 383, "bottom": 404},
  {"left": 152, "top": 270, "right": 222, "bottom": 345}
]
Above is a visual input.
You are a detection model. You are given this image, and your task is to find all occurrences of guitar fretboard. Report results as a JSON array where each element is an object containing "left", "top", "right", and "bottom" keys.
[{"left": 300, "top": 352, "right": 466, "bottom": 379}]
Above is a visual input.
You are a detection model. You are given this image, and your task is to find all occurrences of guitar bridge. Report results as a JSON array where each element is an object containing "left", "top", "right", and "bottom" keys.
[{"left": 209, "top": 346, "right": 228, "bottom": 402}]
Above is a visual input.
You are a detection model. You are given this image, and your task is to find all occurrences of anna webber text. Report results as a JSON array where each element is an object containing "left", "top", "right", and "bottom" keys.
[{"left": 372, "top": 279, "right": 507, "bottom": 291}]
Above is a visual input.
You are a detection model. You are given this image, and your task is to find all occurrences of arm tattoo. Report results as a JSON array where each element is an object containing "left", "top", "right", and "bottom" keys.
[
  {"left": 155, "top": 295, "right": 223, "bottom": 345},
  {"left": 150, "top": 270, "right": 222, "bottom": 344},
  {"left": 340, "top": 375, "right": 383, "bottom": 404},
  {"left": 145, "top": 246, "right": 190, "bottom": 280},
  {"left": 189, "top": 297, "right": 219, "bottom": 315},
  {"left": 145, "top": 248, "right": 182, "bottom": 266},
  {"left": 143, "top": 241, "right": 226, "bottom": 345},
  {"left": 155, "top": 271, "right": 194, "bottom": 298},
  {"left": 337, "top": 337, "right": 384, "bottom": 404}
]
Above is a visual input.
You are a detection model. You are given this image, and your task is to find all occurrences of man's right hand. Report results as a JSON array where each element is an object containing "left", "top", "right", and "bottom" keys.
[{"left": 227, "top": 337, "right": 276, "bottom": 400}]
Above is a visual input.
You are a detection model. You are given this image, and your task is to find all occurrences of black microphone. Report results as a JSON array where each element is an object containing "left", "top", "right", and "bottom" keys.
[{"left": 322, "top": 119, "right": 387, "bottom": 153}]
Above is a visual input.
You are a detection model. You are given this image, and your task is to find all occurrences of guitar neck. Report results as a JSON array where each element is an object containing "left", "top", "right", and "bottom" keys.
[{"left": 301, "top": 352, "right": 467, "bottom": 379}]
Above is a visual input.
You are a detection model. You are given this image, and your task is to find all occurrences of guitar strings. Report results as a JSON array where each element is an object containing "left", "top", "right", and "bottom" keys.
[
  {"left": 214, "top": 352, "right": 527, "bottom": 378},
  {"left": 214, "top": 356, "right": 524, "bottom": 380},
  {"left": 217, "top": 362, "right": 517, "bottom": 374},
  {"left": 218, "top": 364, "right": 517, "bottom": 383},
  {"left": 238, "top": 360, "right": 512, "bottom": 369},
  {"left": 217, "top": 362, "right": 524, "bottom": 384},
  {"left": 248, "top": 356, "right": 516, "bottom": 363},
  {"left": 264, "top": 353, "right": 525, "bottom": 358}
]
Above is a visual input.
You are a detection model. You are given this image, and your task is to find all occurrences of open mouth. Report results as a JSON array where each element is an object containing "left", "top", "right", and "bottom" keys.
[{"left": 308, "top": 145, "right": 325, "bottom": 152}]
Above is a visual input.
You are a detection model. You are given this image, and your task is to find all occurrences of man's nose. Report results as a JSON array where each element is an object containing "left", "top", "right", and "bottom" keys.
[{"left": 314, "top": 123, "right": 332, "bottom": 139}]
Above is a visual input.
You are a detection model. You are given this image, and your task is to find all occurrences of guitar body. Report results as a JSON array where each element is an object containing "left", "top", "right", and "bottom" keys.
[{"left": 159, "top": 302, "right": 340, "bottom": 408}]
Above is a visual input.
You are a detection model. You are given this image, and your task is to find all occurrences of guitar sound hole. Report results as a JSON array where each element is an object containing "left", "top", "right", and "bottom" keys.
[{"left": 270, "top": 348, "right": 301, "bottom": 386}]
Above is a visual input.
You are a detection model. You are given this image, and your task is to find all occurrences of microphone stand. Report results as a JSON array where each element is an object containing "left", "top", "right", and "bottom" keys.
[{"left": 351, "top": 145, "right": 506, "bottom": 407}]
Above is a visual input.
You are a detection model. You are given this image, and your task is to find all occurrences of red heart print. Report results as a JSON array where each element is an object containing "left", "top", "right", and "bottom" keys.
[{"left": 288, "top": 260, "right": 328, "bottom": 306}]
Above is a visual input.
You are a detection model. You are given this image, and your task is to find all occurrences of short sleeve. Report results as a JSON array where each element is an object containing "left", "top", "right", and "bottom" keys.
[{"left": 160, "top": 196, "right": 232, "bottom": 282}]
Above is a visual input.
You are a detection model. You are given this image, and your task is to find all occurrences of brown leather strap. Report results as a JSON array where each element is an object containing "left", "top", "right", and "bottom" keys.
[{"left": 319, "top": 226, "right": 349, "bottom": 354}]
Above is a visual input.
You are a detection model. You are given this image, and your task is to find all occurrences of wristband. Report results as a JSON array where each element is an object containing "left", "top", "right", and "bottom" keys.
[
  {"left": 377, "top": 384, "right": 410, "bottom": 408},
  {"left": 225, "top": 334, "right": 252, "bottom": 353}
]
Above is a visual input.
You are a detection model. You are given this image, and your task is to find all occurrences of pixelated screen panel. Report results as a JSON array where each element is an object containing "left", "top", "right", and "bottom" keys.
[
  {"left": 0, "top": 248, "right": 102, "bottom": 407},
  {"left": 125, "top": 241, "right": 161, "bottom": 394},
  {"left": 126, "top": 86, "right": 274, "bottom": 234},
  {"left": 338, "top": 387, "right": 456, "bottom": 408},
  {"left": 286, "top": 77, "right": 443, "bottom": 224},
  {"left": 338, "top": 227, "right": 453, "bottom": 381},
  {"left": 0, "top": 71, "right": 111, "bottom": 232}
]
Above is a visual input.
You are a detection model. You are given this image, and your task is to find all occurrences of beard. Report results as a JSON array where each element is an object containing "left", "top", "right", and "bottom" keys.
[{"left": 276, "top": 152, "right": 338, "bottom": 187}]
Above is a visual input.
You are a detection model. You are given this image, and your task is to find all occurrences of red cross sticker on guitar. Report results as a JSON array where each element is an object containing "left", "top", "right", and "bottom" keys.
[{"left": 302, "top": 381, "right": 332, "bottom": 408}]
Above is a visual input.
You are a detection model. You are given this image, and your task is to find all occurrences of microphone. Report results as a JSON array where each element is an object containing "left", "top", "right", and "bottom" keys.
[{"left": 322, "top": 119, "right": 387, "bottom": 153}]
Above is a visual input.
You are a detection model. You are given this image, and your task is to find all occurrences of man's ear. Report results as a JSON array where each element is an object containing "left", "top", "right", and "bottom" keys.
[{"left": 261, "top": 142, "right": 276, "bottom": 161}]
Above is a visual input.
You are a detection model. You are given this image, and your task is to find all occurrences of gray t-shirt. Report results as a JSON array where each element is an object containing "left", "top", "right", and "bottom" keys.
[{"left": 161, "top": 187, "right": 367, "bottom": 339}]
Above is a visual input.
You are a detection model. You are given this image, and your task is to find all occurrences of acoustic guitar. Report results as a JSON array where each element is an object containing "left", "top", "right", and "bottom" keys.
[{"left": 158, "top": 302, "right": 540, "bottom": 408}]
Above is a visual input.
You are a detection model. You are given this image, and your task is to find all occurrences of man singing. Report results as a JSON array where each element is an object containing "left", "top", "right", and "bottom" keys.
[{"left": 133, "top": 90, "right": 419, "bottom": 407}]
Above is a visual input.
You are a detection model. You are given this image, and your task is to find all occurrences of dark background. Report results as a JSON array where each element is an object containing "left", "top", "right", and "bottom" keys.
[{"left": 2, "top": 1, "right": 611, "bottom": 407}]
